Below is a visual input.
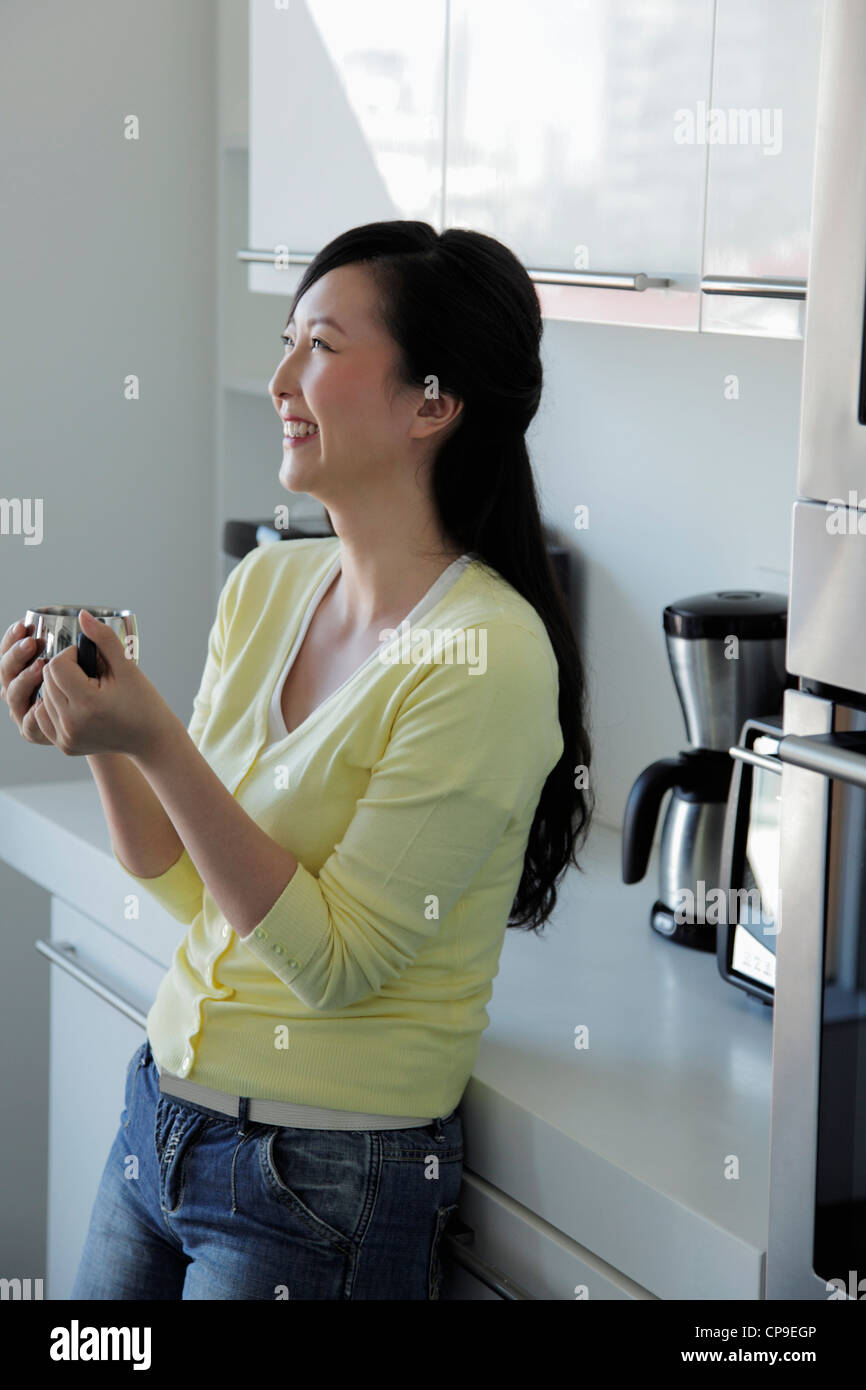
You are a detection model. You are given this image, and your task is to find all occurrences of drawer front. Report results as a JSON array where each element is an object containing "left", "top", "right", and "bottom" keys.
[
  {"left": 442, "top": 1169, "right": 656, "bottom": 1301},
  {"left": 45, "top": 899, "right": 165, "bottom": 1298},
  {"left": 49, "top": 897, "right": 166, "bottom": 1020}
]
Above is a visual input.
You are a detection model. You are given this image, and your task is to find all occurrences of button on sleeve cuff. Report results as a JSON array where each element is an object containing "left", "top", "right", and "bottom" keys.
[{"left": 238, "top": 859, "right": 331, "bottom": 995}]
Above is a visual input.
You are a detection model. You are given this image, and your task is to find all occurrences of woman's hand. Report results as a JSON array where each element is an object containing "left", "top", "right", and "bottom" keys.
[
  {"left": 23, "top": 609, "right": 172, "bottom": 759},
  {"left": 0, "top": 619, "right": 52, "bottom": 744}
]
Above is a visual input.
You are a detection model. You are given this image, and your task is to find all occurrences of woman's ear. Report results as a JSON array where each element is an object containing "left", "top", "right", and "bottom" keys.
[{"left": 413, "top": 389, "right": 463, "bottom": 442}]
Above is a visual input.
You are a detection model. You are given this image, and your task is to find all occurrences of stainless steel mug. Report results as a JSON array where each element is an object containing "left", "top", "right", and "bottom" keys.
[{"left": 24, "top": 606, "right": 138, "bottom": 701}]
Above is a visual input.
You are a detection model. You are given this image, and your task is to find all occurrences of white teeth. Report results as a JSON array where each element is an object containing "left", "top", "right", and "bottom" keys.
[{"left": 284, "top": 420, "right": 319, "bottom": 438}]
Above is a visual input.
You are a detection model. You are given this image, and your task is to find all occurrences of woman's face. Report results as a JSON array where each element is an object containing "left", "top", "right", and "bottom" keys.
[{"left": 268, "top": 262, "right": 449, "bottom": 508}]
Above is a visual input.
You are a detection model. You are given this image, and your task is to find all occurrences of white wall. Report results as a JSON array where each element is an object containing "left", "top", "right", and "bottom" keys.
[
  {"left": 0, "top": 0, "right": 216, "bottom": 1280},
  {"left": 533, "top": 319, "right": 801, "bottom": 832}
]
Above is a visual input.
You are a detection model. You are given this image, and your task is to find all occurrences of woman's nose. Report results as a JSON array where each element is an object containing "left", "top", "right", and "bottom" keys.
[{"left": 268, "top": 359, "right": 294, "bottom": 400}]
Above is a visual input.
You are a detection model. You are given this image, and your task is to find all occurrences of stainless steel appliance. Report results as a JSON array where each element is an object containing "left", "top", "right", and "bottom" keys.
[
  {"left": 765, "top": 0, "right": 866, "bottom": 1300},
  {"left": 621, "top": 592, "right": 788, "bottom": 950},
  {"left": 717, "top": 714, "right": 784, "bottom": 1006}
]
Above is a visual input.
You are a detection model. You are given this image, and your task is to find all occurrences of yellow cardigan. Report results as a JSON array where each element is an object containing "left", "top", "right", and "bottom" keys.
[{"left": 115, "top": 537, "right": 563, "bottom": 1117}]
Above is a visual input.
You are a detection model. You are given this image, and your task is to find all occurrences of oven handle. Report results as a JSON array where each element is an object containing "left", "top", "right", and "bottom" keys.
[
  {"left": 729, "top": 742, "right": 783, "bottom": 774},
  {"left": 731, "top": 731, "right": 866, "bottom": 789},
  {"left": 774, "top": 730, "right": 866, "bottom": 788}
]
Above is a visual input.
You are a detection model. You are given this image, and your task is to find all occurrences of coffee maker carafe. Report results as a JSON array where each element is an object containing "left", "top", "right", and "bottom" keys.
[{"left": 621, "top": 591, "right": 789, "bottom": 949}]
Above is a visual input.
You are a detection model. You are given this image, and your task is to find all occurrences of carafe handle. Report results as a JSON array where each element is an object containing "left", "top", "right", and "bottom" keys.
[{"left": 622, "top": 754, "right": 703, "bottom": 884}]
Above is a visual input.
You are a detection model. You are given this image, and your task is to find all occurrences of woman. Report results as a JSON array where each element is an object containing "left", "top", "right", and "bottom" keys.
[{"left": 0, "top": 220, "right": 594, "bottom": 1300}]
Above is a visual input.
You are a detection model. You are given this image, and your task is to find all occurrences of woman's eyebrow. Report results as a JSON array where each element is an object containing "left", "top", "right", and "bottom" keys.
[{"left": 285, "top": 314, "right": 346, "bottom": 334}]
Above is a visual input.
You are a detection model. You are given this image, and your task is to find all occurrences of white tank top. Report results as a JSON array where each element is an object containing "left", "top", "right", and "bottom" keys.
[{"left": 264, "top": 550, "right": 474, "bottom": 747}]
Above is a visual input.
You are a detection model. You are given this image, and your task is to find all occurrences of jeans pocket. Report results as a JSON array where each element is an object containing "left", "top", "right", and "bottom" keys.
[
  {"left": 427, "top": 1201, "right": 459, "bottom": 1300},
  {"left": 257, "top": 1126, "right": 375, "bottom": 1250}
]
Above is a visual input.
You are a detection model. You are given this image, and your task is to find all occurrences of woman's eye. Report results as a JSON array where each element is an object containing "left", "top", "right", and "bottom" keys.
[{"left": 280, "top": 335, "right": 329, "bottom": 351}]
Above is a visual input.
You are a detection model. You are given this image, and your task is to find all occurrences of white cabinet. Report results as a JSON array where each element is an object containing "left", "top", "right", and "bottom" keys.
[
  {"left": 441, "top": 1170, "right": 656, "bottom": 1300},
  {"left": 445, "top": 0, "right": 714, "bottom": 331},
  {"left": 246, "top": 0, "right": 447, "bottom": 297},
  {"left": 44, "top": 899, "right": 163, "bottom": 1299},
  {"left": 244, "top": 0, "right": 713, "bottom": 326},
  {"left": 244, "top": 0, "right": 825, "bottom": 338},
  {"left": 700, "top": 0, "right": 825, "bottom": 338}
]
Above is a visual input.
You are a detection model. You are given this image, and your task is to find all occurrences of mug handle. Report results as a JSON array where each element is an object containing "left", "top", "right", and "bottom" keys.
[{"left": 77, "top": 632, "right": 103, "bottom": 680}]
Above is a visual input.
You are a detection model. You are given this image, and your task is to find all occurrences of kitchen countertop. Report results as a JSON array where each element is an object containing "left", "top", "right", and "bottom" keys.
[
  {"left": 0, "top": 779, "right": 771, "bottom": 1299},
  {"left": 461, "top": 820, "right": 771, "bottom": 1299}
]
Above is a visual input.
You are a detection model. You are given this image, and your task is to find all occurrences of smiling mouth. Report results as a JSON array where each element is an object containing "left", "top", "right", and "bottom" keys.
[
  {"left": 283, "top": 416, "right": 320, "bottom": 446},
  {"left": 283, "top": 432, "right": 319, "bottom": 448}
]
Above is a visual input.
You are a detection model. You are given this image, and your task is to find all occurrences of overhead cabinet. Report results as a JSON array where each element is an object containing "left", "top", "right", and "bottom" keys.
[
  {"left": 444, "top": 0, "right": 713, "bottom": 331},
  {"left": 244, "top": 0, "right": 825, "bottom": 338},
  {"left": 245, "top": 0, "right": 447, "bottom": 299},
  {"left": 700, "top": 0, "right": 824, "bottom": 338}
]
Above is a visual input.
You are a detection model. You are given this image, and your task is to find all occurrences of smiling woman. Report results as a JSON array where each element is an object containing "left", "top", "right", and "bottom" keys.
[{"left": 55, "top": 219, "right": 596, "bottom": 1302}]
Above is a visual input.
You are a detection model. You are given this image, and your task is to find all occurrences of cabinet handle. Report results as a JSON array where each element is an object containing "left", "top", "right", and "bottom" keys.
[
  {"left": 526, "top": 268, "right": 670, "bottom": 291},
  {"left": 236, "top": 249, "right": 316, "bottom": 266},
  {"left": 236, "top": 249, "right": 669, "bottom": 292},
  {"left": 442, "top": 1217, "right": 535, "bottom": 1300},
  {"left": 701, "top": 276, "right": 806, "bottom": 300},
  {"left": 35, "top": 939, "right": 149, "bottom": 1030}
]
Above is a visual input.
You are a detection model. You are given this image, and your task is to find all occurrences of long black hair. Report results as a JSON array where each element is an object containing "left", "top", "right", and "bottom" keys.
[{"left": 285, "top": 221, "right": 595, "bottom": 931}]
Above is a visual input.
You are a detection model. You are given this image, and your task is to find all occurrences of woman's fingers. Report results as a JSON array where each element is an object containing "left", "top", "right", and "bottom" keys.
[
  {"left": 8, "top": 658, "right": 53, "bottom": 744},
  {"left": 0, "top": 623, "right": 37, "bottom": 703},
  {"left": 29, "top": 684, "right": 59, "bottom": 745},
  {"left": 0, "top": 620, "right": 55, "bottom": 745},
  {"left": 0, "top": 620, "right": 25, "bottom": 660},
  {"left": 0, "top": 619, "right": 29, "bottom": 657},
  {"left": 41, "top": 656, "right": 70, "bottom": 706},
  {"left": 5, "top": 644, "right": 43, "bottom": 710}
]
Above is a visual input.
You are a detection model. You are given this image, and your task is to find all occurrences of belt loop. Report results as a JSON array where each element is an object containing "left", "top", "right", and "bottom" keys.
[
  {"left": 237, "top": 1095, "right": 250, "bottom": 1137},
  {"left": 432, "top": 1115, "right": 445, "bottom": 1143}
]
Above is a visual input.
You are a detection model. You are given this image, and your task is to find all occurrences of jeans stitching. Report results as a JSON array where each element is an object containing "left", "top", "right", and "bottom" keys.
[
  {"left": 342, "top": 1132, "right": 382, "bottom": 1298},
  {"left": 257, "top": 1129, "right": 364, "bottom": 1253},
  {"left": 160, "top": 1111, "right": 215, "bottom": 1218},
  {"left": 230, "top": 1132, "right": 256, "bottom": 1216}
]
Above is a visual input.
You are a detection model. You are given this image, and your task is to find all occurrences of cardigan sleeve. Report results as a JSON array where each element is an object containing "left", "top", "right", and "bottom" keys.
[
  {"left": 239, "top": 620, "right": 564, "bottom": 1010},
  {"left": 111, "top": 554, "right": 247, "bottom": 924}
]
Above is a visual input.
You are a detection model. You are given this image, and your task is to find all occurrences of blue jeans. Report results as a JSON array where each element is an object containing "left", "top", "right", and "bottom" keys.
[{"left": 71, "top": 1039, "right": 464, "bottom": 1300}]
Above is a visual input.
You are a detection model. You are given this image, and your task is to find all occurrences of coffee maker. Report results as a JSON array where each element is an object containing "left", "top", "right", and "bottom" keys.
[{"left": 621, "top": 591, "right": 790, "bottom": 949}]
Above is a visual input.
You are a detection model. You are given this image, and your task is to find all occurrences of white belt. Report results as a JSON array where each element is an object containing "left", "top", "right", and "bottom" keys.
[{"left": 157, "top": 1068, "right": 434, "bottom": 1131}]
